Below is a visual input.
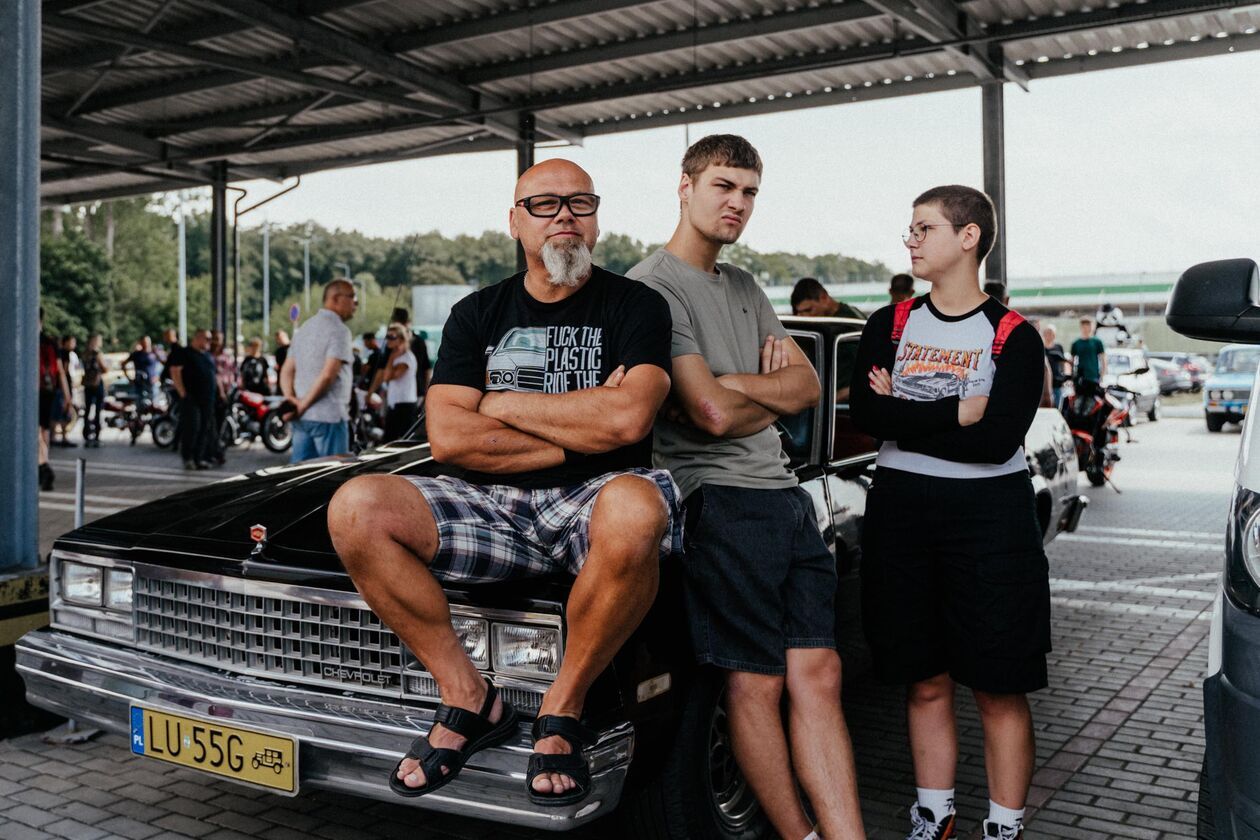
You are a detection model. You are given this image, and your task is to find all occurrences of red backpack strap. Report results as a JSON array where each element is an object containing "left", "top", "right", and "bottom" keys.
[
  {"left": 992, "top": 311, "right": 1025, "bottom": 358},
  {"left": 890, "top": 298, "right": 915, "bottom": 344}
]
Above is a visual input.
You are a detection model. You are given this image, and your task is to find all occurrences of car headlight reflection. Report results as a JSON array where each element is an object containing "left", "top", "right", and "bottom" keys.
[
  {"left": 104, "top": 569, "right": 134, "bottom": 612},
  {"left": 453, "top": 617, "right": 490, "bottom": 669},
  {"left": 62, "top": 562, "right": 103, "bottom": 606},
  {"left": 493, "top": 623, "right": 561, "bottom": 678},
  {"left": 1225, "top": 390, "right": 1235, "bottom": 400}
]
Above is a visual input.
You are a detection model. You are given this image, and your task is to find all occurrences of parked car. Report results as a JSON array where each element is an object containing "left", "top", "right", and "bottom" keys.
[
  {"left": 1165, "top": 258, "right": 1260, "bottom": 839},
  {"left": 1147, "top": 350, "right": 1210, "bottom": 391},
  {"left": 1203, "top": 343, "right": 1260, "bottom": 432},
  {"left": 16, "top": 317, "right": 1087, "bottom": 839},
  {"left": 1101, "top": 347, "right": 1161, "bottom": 422},
  {"left": 1149, "top": 357, "right": 1194, "bottom": 395}
]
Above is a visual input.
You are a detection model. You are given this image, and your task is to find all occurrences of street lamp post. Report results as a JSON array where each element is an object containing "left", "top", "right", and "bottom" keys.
[{"left": 262, "top": 222, "right": 271, "bottom": 342}]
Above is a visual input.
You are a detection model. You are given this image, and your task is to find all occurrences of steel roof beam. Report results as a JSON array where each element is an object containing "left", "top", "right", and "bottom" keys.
[
  {"left": 42, "top": 177, "right": 206, "bottom": 205},
  {"left": 43, "top": 13, "right": 463, "bottom": 121},
  {"left": 385, "top": 0, "right": 652, "bottom": 54},
  {"left": 43, "top": 0, "right": 374, "bottom": 75},
  {"left": 203, "top": 0, "right": 582, "bottom": 144},
  {"left": 857, "top": 0, "right": 1028, "bottom": 88},
  {"left": 460, "top": 2, "right": 886, "bottom": 86}
]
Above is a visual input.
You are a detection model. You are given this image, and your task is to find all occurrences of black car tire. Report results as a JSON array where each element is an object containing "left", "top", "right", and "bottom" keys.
[
  {"left": 1148, "top": 398, "right": 1161, "bottom": 422},
  {"left": 622, "top": 668, "right": 770, "bottom": 840},
  {"left": 261, "top": 408, "right": 293, "bottom": 453},
  {"left": 1086, "top": 465, "right": 1107, "bottom": 487},
  {"left": 150, "top": 415, "right": 176, "bottom": 449},
  {"left": 1206, "top": 415, "right": 1225, "bottom": 433},
  {"left": 1198, "top": 760, "right": 1217, "bottom": 839}
]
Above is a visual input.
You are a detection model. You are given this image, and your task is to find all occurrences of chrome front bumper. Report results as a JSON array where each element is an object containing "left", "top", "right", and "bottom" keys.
[{"left": 15, "top": 630, "right": 633, "bottom": 831}]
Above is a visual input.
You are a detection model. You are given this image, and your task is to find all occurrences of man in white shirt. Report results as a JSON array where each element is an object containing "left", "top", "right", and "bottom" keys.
[{"left": 280, "top": 279, "right": 357, "bottom": 461}]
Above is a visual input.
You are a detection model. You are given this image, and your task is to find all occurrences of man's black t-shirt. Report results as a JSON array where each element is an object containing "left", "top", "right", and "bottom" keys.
[
  {"left": 182, "top": 350, "right": 217, "bottom": 404},
  {"left": 410, "top": 334, "right": 431, "bottom": 396},
  {"left": 160, "top": 343, "right": 185, "bottom": 384},
  {"left": 433, "top": 266, "right": 672, "bottom": 490}
]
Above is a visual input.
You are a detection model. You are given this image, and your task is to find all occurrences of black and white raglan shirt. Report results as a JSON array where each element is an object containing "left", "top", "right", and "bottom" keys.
[{"left": 849, "top": 295, "right": 1045, "bottom": 479}]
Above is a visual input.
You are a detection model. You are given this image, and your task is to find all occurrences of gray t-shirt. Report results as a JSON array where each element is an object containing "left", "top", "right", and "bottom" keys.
[
  {"left": 290, "top": 307, "right": 353, "bottom": 423},
  {"left": 627, "top": 248, "right": 796, "bottom": 499}
]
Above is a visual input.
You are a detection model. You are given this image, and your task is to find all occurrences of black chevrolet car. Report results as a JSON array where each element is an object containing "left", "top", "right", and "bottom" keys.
[{"left": 16, "top": 317, "right": 1086, "bottom": 839}]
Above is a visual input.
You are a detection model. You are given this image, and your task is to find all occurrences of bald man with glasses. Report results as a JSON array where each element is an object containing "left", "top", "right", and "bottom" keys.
[
  {"left": 281, "top": 278, "right": 358, "bottom": 461},
  {"left": 329, "top": 160, "right": 680, "bottom": 807}
]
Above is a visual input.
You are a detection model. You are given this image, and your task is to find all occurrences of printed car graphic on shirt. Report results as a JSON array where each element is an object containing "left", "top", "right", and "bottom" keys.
[
  {"left": 894, "top": 370, "right": 968, "bottom": 401},
  {"left": 486, "top": 327, "right": 546, "bottom": 392}
]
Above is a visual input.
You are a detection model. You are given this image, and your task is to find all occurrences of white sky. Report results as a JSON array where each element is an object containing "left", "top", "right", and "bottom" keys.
[{"left": 234, "top": 50, "right": 1260, "bottom": 279}]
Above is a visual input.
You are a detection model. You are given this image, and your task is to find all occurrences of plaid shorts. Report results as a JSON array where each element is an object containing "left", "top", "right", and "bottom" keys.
[{"left": 402, "top": 468, "right": 683, "bottom": 583}]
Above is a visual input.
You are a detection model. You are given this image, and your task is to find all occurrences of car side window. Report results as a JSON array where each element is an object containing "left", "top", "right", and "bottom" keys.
[
  {"left": 778, "top": 332, "right": 820, "bottom": 466},
  {"left": 832, "top": 334, "right": 877, "bottom": 462}
]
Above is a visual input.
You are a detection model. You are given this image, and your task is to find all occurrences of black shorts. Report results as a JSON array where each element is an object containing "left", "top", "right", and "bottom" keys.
[
  {"left": 682, "top": 484, "right": 837, "bottom": 675},
  {"left": 38, "top": 389, "right": 54, "bottom": 430},
  {"left": 861, "top": 466, "right": 1051, "bottom": 695}
]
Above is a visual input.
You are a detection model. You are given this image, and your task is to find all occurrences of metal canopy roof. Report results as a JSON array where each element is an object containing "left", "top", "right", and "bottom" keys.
[{"left": 40, "top": 0, "right": 1260, "bottom": 205}]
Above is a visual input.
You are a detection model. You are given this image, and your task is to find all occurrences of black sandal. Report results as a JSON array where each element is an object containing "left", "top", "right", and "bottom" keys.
[
  {"left": 526, "top": 715, "right": 597, "bottom": 807},
  {"left": 388, "top": 677, "right": 519, "bottom": 798}
]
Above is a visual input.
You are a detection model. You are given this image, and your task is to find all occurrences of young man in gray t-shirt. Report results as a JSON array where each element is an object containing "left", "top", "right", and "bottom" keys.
[{"left": 627, "top": 135, "right": 865, "bottom": 840}]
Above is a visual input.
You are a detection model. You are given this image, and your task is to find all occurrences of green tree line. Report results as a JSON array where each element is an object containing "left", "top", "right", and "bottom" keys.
[{"left": 40, "top": 197, "right": 890, "bottom": 352}]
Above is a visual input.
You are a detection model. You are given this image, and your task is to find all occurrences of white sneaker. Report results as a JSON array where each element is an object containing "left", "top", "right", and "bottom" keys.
[
  {"left": 906, "top": 804, "right": 957, "bottom": 840},
  {"left": 982, "top": 819, "right": 1024, "bottom": 839}
]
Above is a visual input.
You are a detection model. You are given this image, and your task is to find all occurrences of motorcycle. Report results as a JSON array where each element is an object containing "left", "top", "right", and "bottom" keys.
[
  {"left": 349, "top": 387, "right": 386, "bottom": 455},
  {"left": 221, "top": 387, "right": 293, "bottom": 453},
  {"left": 1063, "top": 378, "right": 1133, "bottom": 489},
  {"left": 104, "top": 381, "right": 171, "bottom": 447}
]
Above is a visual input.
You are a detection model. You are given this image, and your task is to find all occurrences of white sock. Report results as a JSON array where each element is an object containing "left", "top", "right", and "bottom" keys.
[
  {"left": 988, "top": 800, "right": 1025, "bottom": 828},
  {"left": 917, "top": 787, "right": 956, "bottom": 819}
]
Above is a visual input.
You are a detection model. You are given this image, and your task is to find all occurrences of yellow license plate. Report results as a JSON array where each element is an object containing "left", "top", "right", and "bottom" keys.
[{"left": 130, "top": 706, "right": 297, "bottom": 794}]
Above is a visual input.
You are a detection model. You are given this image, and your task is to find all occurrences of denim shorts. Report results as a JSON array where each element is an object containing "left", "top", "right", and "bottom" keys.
[
  {"left": 681, "top": 484, "right": 837, "bottom": 675},
  {"left": 861, "top": 466, "right": 1051, "bottom": 694},
  {"left": 403, "top": 469, "right": 683, "bottom": 583}
]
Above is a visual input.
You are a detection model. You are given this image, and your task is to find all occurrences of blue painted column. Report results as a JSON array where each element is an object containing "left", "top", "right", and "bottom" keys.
[{"left": 0, "top": 0, "right": 40, "bottom": 570}]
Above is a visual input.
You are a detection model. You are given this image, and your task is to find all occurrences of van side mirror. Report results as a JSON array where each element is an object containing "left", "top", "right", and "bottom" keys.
[{"left": 1166, "top": 259, "right": 1260, "bottom": 343}]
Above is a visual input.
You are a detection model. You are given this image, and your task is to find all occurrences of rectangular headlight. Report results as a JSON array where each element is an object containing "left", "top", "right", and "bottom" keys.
[
  {"left": 104, "top": 569, "right": 133, "bottom": 612},
  {"left": 453, "top": 617, "right": 489, "bottom": 670},
  {"left": 62, "top": 562, "right": 103, "bottom": 606},
  {"left": 492, "top": 623, "right": 561, "bottom": 678}
]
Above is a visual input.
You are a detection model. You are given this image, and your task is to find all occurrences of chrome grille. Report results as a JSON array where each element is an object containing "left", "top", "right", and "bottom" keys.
[
  {"left": 133, "top": 574, "right": 405, "bottom": 697},
  {"left": 405, "top": 673, "right": 543, "bottom": 714}
]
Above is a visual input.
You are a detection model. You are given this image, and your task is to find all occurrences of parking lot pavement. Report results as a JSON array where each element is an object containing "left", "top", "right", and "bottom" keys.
[{"left": 0, "top": 416, "right": 1237, "bottom": 839}]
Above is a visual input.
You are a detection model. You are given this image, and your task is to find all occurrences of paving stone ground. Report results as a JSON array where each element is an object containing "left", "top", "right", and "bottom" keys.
[{"left": 0, "top": 416, "right": 1237, "bottom": 839}]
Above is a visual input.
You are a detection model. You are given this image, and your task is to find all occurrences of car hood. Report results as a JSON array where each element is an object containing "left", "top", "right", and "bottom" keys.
[
  {"left": 62, "top": 444, "right": 442, "bottom": 573},
  {"left": 1205, "top": 373, "right": 1254, "bottom": 390}
]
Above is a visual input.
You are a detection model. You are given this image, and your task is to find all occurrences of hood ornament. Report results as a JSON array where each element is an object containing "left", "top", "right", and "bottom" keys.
[{"left": 249, "top": 523, "right": 268, "bottom": 556}]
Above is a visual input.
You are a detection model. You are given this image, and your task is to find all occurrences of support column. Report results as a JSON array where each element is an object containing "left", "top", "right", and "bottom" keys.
[
  {"left": 515, "top": 112, "right": 536, "bottom": 274},
  {"left": 0, "top": 0, "right": 40, "bottom": 570},
  {"left": 210, "top": 163, "right": 228, "bottom": 334},
  {"left": 982, "top": 81, "right": 1007, "bottom": 289}
]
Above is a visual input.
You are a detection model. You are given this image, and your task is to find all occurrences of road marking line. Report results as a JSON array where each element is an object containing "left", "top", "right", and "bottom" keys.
[
  {"left": 1078, "top": 525, "right": 1219, "bottom": 540},
  {"left": 38, "top": 501, "right": 126, "bottom": 516},
  {"left": 1057, "top": 533, "right": 1220, "bottom": 551},
  {"left": 1120, "top": 571, "right": 1220, "bottom": 586},
  {"left": 41, "top": 491, "right": 140, "bottom": 507},
  {"left": 1051, "top": 596, "right": 1211, "bottom": 621},
  {"left": 1049, "top": 578, "right": 1214, "bottom": 601}
]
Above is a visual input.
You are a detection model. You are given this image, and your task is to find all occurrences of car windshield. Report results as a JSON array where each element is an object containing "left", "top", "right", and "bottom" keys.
[
  {"left": 503, "top": 330, "right": 544, "bottom": 351},
  {"left": 1217, "top": 349, "right": 1260, "bottom": 374}
]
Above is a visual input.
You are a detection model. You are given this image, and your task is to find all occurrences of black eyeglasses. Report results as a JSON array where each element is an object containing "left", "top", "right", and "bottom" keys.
[
  {"left": 902, "top": 222, "right": 964, "bottom": 245},
  {"left": 514, "top": 193, "right": 600, "bottom": 218}
]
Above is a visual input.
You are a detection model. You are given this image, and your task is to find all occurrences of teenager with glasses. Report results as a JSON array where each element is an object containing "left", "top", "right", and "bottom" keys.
[{"left": 850, "top": 186, "right": 1049, "bottom": 840}]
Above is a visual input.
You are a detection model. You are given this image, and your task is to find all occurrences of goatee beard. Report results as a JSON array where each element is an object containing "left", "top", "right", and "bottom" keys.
[{"left": 540, "top": 238, "right": 592, "bottom": 288}]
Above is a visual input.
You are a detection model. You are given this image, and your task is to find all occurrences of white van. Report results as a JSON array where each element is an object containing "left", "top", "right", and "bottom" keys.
[{"left": 1165, "top": 258, "right": 1260, "bottom": 839}]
